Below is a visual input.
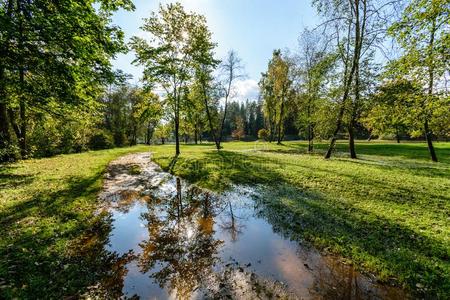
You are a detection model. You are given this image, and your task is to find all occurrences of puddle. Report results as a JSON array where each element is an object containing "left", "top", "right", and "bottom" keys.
[{"left": 96, "top": 153, "right": 408, "bottom": 299}]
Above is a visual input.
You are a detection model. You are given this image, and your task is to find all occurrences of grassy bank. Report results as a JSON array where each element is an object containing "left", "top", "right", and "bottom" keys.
[
  {"left": 150, "top": 141, "right": 450, "bottom": 297},
  {"left": 0, "top": 145, "right": 150, "bottom": 299}
]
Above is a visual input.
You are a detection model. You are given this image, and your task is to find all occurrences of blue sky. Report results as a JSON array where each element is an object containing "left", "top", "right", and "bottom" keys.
[{"left": 111, "top": 0, "right": 319, "bottom": 101}]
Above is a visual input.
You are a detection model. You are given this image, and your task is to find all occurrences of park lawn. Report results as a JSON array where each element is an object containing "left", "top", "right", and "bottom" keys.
[
  {"left": 150, "top": 140, "right": 450, "bottom": 297},
  {"left": 0, "top": 145, "right": 150, "bottom": 299}
]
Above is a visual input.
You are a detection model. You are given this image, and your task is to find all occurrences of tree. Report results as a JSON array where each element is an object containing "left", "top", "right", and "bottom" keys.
[
  {"left": 314, "top": 0, "right": 399, "bottom": 159},
  {"left": 134, "top": 90, "right": 162, "bottom": 145},
  {"left": 217, "top": 50, "right": 245, "bottom": 148},
  {"left": 131, "top": 3, "right": 211, "bottom": 155},
  {"left": 258, "top": 128, "right": 269, "bottom": 141},
  {"left": 0, "top": 0, "right": 134, "bottom": 160},
  {"left": 259, "top": 72, "right": 276, "bottom": 142},
  {"left": 362, "top": 79, "right": 415, "bottom": 142},
  {"left": 388, "top": 0, "right": 450, "bottom": 162},
  {"left": 294, "top": 29, "right": 336, "bottom": 152},
  {"left": 260, "top": 50, "right": 293, "bottom": 144},
  {"left": 185, "top": 83, "right": 207, "bottom": 144},
  {"left": 231, "top": 116, "right": 245, "bottom": 141},
  {"left": 188, "top": 15, "right": 220, "bottom": 149},
  {"left": 154, "top": 123, "right": 172, "bottom": 144}
]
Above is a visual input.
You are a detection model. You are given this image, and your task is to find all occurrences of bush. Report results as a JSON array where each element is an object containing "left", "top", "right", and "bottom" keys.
[
  {"left": 232, "top": 129, "right": 245, "bottom": 141},
  {"left": 0, "top": 142, "right": 20, "bottom": 162},
  {"left": 258, "top": 129, "right": 269, "bottom": 141},
  {"left": 29, "top": 121, "right": 61, "bottom": 157},
  {"left": 89, "top": 131, "right": 114, "bottom": 150},
  {"left": 113, "top": 130, "right": 128, "bottom": 147}
]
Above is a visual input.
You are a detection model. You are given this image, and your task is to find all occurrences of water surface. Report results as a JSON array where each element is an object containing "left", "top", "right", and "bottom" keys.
[{"left": 97, "top": 153, "right": 407, "bottom": 299}]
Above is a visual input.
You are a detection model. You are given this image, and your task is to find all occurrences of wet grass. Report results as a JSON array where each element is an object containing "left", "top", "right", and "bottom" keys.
[
  {"left": 0, "top": 145, "right": 150, "bottom": 299},
  {"left": 150, "top": 140, "right": 450, "bottom": 298}
]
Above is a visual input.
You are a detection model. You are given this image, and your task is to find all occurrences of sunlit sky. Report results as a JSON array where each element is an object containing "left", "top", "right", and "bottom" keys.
[{"left": 111, "top": 0, "right": 319, "bottom": 101}]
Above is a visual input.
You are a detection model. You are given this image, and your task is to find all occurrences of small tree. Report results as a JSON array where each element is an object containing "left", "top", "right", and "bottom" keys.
[
  {"left": 257, "top": 129, "right": 269, "bottom": 141},
  {"left": 231, "top": 116, "right": 245, "bottom": 141},
  {"left": 154, "top": 124, "right": 171, "bottom": 144}
]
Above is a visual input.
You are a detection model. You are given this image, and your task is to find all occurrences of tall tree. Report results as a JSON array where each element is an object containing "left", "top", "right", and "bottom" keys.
[
  {"left": 260, "top": 50, "right": 293, "bottom": 144},
  {"left": 314, "top": 0, "right": 398, "bottom": 159},
  {"left": 188, "top": 14, "right": 220, "bottom": 150},
  {"left": 388, "top": 0, "right": 449, "bottom": 162},
  {"left": 0, "top": 0, "right": 133, "bottom": 160},
  {"left": 131, "top": 3, "right": 210, "bottom": 155},
  {"left": 217, "top": 50, "right": 244, "bottom": 148},
  {"left": 259, "top": 72, "right": 277, "bottom": 142},
  {"left": 295, "top": 29, "right": 336, "bottom": 152}
]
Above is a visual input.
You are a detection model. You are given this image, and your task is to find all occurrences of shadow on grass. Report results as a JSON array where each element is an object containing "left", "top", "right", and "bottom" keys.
[
  {"left": 167, "top": 150, "right": 283, "bottom": 191},
  {"left": 161, "top": 149, "right": 448, "bottom": 297},
  {"left": 274, "top": 142, "right": 450, "bottom": 163},
  {"left": 253, "top": 185, "right": 449, "bottom": 298},
  {"left": 0, "top": 165, "right": 36, "bottom": 189},
  {"left": 0, "top": 171, "right": 130, "bottom": 299}
]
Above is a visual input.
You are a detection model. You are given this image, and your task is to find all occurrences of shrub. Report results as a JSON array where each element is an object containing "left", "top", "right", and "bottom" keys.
[
  {"left": 89, "top": 131, "right": 114, "bottom": 150},
  {"left": 258, "top": 129, "right": 269, "bottom": 141},
  {"left": 0, "top": 142, "right": 20, "bottom": 162},
  {"left": 232, "top": 129, "right": 245, "bottom": 141}
]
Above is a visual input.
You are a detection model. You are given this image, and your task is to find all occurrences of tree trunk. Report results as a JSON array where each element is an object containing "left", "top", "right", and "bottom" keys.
[
  {"left": 0, "top": 67, "right": 10, "bottom": 155},
  {"left": 201, "top": 82, "right": 220, "bottom": 150},
  {"left": 146, "top": 123, "right": 152, "bottom": 145},
  {"left": 425, "top": 119, "right": 437, "bottom": 162},
  {"left": 218, "top": 94, "right": 229, "bottom": 149},
  {"left": 0, "top": 0, "right": 14, "bottom": 160},
  {"left": 18, "top": 71, "right": 26, "bottom": 158},
  {"left": 396, "top": 127, "right": 400, "bottom": 143},
  {"left": 307, "top": 102, "right": 313, "bottom": 152},
  {"left": 424, "top": 17, "right": 438, "bottom": 162},
  {"left": 175, "top": 117, "right": 180, "bottom": 155},
  {"left": 276, "top": 96, "right": 285, "bottom": 145},
  {"left": 348, "top": 122, "right": 357, "bottom": 159},
  {"left": 0, "top": 103, "right": 10, "bottom": 157},
  {"left": 325, "top": 0, "right": 363, "bottom": 159}
]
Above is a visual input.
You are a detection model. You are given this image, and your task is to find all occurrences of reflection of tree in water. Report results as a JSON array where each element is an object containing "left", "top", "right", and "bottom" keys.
[
  {"left": 138, "top": 178, "right": 224, "bottom": 298},
  {"left": 219, "top": 201, "right": 246, "bottom": 242},
  {"left": 69, "top": 213, "right": 136, "bottom": 298}
]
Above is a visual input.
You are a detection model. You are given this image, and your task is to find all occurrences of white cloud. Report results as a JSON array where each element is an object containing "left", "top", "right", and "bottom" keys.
[{"left": 231, "top": 79, "right": 260, "bottom": 103}]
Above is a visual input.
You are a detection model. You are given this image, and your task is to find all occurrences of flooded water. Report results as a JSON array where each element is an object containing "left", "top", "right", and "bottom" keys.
[{"left": 97, "top": 153, "right": 407, "bottom": 299}]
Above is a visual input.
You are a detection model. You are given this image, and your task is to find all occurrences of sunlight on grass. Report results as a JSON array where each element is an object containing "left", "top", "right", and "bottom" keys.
[
  {"left": 0, "top": 145, "right": 150, "bottom": 299},
  {"left": 150, "top": 140, "right": 450, "bottom": 297}
]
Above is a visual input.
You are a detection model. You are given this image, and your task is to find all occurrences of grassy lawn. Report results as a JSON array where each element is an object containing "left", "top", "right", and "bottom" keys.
[
  {"left": 0, "top": 145, "right": 150, "bottom": 299},
  {"left": 1, "top": 141, "right": 448, "bottom": 298},
  {"left": 150, "top": 140, "right": 450, "bottom": 297}
]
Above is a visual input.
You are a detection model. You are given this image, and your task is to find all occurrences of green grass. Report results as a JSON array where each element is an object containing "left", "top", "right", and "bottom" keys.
[
  {"left": 149, "top": 140, "right": 450, "bottom": 297},
  {"left": 1, "top": 141, "right": 449, "bottom": 298},
  {"left": 0, "top": 145, "right": 150, "bottom": 299}
]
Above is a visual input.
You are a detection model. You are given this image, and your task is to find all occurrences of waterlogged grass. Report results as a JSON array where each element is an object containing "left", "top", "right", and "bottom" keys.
[
  {"left": 1, "top": 141, "right": 448, "bottom": 298},
  {"left": 0, "top": 145, "right": 150, "bottom": 299},
  {"left": 150, "top": 141, "right": 450, "bottom": 297}
]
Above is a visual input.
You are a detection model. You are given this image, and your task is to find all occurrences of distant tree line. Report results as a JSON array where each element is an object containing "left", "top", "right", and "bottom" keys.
[
  {"left": 1, "top": 0, "right": 448, "bottom": 163},
  {"left": 258, "top": 0, "right": 449, "bottom": 162}
]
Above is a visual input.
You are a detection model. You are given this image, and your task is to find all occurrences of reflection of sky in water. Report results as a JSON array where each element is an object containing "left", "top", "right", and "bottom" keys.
[{"left": 100, "top": 153, "right": 408, "bottom": 299}]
